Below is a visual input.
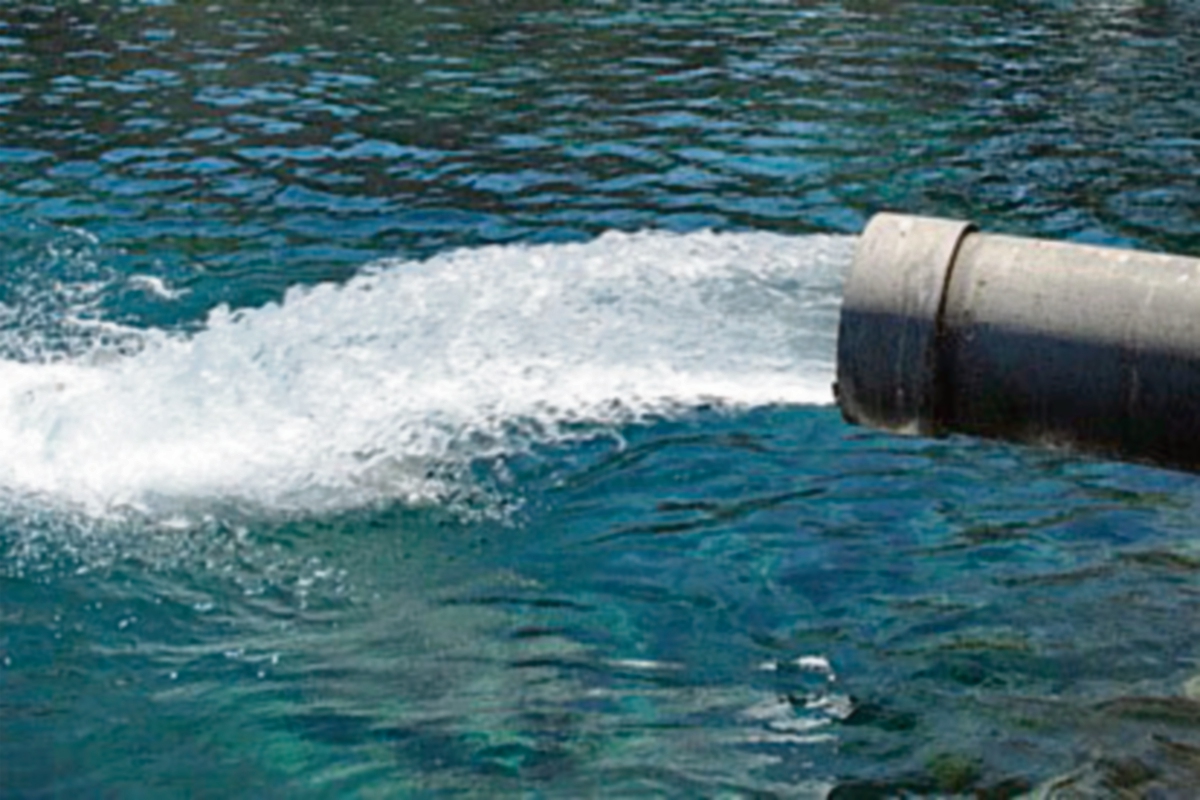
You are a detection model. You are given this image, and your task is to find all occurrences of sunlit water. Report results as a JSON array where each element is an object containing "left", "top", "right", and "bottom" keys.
[{"left": 3, "top": 1, "right": 1200, "bottom": 797}]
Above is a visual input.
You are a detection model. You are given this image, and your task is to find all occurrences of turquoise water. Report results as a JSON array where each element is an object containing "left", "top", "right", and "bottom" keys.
[{"left": 3, "top": 1, "right": 1200, "bottom": 796}]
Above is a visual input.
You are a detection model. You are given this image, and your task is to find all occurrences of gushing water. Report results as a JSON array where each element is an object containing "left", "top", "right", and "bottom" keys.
[{"left": 0, "top": 230, "right": 852, "bottom": 518}]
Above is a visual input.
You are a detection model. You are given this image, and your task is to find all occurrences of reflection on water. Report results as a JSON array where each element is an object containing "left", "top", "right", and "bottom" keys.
[{"left": 3, "top": 0, "right": 1200, "bottom": 797}]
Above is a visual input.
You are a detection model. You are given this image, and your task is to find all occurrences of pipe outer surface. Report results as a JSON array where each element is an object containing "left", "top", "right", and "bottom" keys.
[{"left": 837, "top": 212, "right": 1200, "bottom": 472}]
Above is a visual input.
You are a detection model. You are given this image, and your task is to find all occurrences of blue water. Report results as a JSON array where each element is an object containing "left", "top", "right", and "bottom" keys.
[{"left": 3, "top": 1, "right": 1200, "bottom": 796}]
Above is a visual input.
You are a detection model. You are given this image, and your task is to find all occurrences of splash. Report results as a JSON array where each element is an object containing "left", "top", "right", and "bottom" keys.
[{"left": 0, "top": 229, "right": 852, "bottom": 518}]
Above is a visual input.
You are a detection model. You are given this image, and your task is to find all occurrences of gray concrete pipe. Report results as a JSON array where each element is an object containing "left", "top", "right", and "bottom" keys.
[{"left": 836, "top": 212, "right": 1200, "bottom": 472}]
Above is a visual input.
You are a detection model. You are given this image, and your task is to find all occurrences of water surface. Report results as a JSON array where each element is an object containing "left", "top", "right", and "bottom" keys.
[{"left": 3, "top": 1, "right": 1200, "bottom": 796}]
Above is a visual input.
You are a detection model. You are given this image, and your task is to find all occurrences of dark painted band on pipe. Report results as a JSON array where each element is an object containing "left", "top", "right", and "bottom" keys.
[{"left": 836, "top": 212, "right": 1200, "bottom": 471}]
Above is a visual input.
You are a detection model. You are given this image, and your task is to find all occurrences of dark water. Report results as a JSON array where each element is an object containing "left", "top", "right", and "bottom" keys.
[{"left": 3, "top": 1, "right": 1200, "bottom": 797}]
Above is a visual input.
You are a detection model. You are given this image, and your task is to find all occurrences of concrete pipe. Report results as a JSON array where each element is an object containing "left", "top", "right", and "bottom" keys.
[{"left": 836, "top": 212, "right": 1200, "bottom": 472}]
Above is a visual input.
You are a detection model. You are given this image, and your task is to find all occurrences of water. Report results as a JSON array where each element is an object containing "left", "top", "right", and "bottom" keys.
[{"left": 2, "top": 1, "right": 1200, "bottom": 796}]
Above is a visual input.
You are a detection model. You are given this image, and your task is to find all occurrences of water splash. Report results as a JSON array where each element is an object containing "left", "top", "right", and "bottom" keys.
[
  {"left": 0, "top": 222, "right": 144, "bottom": 362},
  {"left": 0, "top": 229, "right": 852, "bottom": 518}
]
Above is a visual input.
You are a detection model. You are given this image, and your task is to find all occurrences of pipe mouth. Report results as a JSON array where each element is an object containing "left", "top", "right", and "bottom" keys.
[{"left": 836, "top": 212, "right": 975, "bottom": 435}]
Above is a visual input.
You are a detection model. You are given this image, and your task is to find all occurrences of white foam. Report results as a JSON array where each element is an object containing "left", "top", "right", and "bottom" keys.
[{"left": 0, "top": 229, "right": 852, "bottom": 517}]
